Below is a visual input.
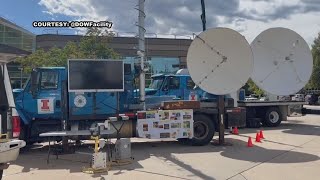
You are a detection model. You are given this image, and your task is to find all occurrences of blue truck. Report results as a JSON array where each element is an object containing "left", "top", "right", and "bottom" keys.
[
  {"left": 13, "top": 60, "right": 245, "bottom": 146},
  {"left": 14, "top": 59, "right": 305, "bottom": 146}
]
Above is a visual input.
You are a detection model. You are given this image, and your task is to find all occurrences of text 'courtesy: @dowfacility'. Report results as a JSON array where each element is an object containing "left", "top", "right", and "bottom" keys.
[{"left": 32, "top": 21, "right": 113, "bottom": 28}]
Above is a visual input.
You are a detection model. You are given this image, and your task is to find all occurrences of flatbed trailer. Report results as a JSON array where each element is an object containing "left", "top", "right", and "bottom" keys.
[
  {"left": 238, "top": 101, "right": 307, "bottom": 107},
  {"left": 237, "top": 100, "right": 307, "bottom": 127}
]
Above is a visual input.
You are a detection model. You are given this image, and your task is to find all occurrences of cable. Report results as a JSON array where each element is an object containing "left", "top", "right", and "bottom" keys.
[
  {"left": 193, "top": 35, "right": 228, "bottom": 86},
  {"left": 194, "top": 34, "right": 226, "bottom": 58}
]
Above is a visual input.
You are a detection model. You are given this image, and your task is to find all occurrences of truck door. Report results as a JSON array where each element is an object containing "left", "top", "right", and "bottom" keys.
[
  {"left": 184, "top": 76, "right": 205, "bottom": 100},
  {"left": 160, "top": 76, "right": 182, "bottom": 99},
  {"left": 184, "top": 76, "right": 195, "bottom": 100},
  {"left": 23, "top": 70, "right": 62, "bottom": 119},
  {"left": 0, "top": 64, "right": 9, "bottom": 133}
]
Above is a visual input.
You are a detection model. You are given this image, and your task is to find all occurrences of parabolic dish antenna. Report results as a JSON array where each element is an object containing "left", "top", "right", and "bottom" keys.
[
  {"left": 251, "top": 28, "right": 313, "bottom": 96},
  {"left": 187, "top": 27, "right": 253, "bottom": 95}
]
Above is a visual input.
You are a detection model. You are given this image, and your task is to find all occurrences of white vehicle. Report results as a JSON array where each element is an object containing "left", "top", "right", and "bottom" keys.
[
  {"left": 292, "top": 94, "right": 305, "bottom": 101},
  {"left": 0, "top": 48, "right": 26, "bottom": 179},
  {"left": 245, "top": 94, "right": 259, "bottom": 101}
]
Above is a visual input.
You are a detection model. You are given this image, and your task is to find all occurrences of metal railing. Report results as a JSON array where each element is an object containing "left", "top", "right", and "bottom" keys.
[{"left": 41, "top": 29, "right": 194, "bottom": 39}]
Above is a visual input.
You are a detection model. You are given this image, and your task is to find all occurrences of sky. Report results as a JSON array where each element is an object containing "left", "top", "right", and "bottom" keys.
[{"left": 1, "top": 0, "right": 320, "bottom": 45}]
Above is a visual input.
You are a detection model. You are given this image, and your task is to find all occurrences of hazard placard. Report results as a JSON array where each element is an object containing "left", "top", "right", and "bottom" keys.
[
  {"left": 37, "top": 99, "right": 54, "bottom": 114},
  {"left": 188, "top": 92, "right": 198, "bottom": 101}
]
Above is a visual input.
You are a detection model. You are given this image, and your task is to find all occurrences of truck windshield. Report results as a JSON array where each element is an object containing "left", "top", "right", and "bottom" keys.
[
  {"left": 149, "top": 78, "right": 164, "bottom": 90},
  {"left": 23, "top": 76, "right": 30, "bottom": 89}
]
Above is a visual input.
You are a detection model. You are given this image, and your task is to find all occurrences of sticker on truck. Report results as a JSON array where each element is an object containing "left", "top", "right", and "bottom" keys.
[
  {"left": 189, "top": 92, "right": 198, "bottom": 101},
  {"left": 37, "top": 99, "right": 54, "bottom": 114}
]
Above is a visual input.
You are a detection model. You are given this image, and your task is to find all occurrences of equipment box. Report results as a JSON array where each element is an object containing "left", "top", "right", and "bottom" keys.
[{"left": 226, "top": 107, "right": 246, "bottom": 128}]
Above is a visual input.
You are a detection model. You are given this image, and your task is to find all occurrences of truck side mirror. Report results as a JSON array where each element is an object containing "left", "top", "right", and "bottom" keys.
[{"left": 30, "top": 70, "right": 39, "bottom": 98}]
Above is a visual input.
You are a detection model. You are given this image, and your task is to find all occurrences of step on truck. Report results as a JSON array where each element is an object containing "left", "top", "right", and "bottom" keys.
[{"left": 0, "top": 53, "right": 26, "bottom": 179}]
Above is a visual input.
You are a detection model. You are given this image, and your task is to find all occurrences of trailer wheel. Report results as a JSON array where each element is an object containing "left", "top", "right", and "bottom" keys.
[
  {"left": 178, "top": 114, "right": 215, "bottom": 146},
  {"left": 263, "top": 107, "right": 282, "bottom": 127}
]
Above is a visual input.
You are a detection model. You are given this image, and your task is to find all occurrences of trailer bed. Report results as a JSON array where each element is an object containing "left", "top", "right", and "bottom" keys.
[{"left": 238, "top": 101, "right": 307, "bottom": 107}]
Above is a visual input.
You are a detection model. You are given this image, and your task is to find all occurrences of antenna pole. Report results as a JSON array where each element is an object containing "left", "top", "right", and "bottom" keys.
[
  {"left": 218, "top": 96, "right": 225, "bottom": 144},
  {"left": 137, "top": 0, "right": 146, "bottom": 110},
  {"left": 201, "top": 0, "right": 206, "bottom": 31},
  {"left": 200, "top": 0, "right": 225, "bottom": 145}
]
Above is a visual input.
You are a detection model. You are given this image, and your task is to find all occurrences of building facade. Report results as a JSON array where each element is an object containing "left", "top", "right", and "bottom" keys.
[
  {"left": 36, "top": 34, "right": 192, "bottom": 85},
  {"left": 0, "top": 17, "right": 35, "bottom": 88},
  {"left": 36, "top": 34, "right": 192, "bottom": 84},
  {"left": 1, "top": 17, "right": 193, "bottom": 88}
]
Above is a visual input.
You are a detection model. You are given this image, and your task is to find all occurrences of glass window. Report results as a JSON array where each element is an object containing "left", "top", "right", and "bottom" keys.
[
  {"left": 149, "top": 78, "right": 164, "bottom": 90},
  {"left": 40, "top": 71, "right": 58, "bottom": 89},
  {"left": 150, "top": 57, "right": 180, "bottom": 74},
  {"left": 167, "top": 76, "right": 180, "bottom": 89},
  {"left": 5, "top": 27, "right": 20, "bottom": 38},
  {"left": 187, "top": 77, "right": 195, "bottom": 89}
]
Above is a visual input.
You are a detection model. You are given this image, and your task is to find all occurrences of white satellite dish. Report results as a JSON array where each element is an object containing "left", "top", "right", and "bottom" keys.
[
  {"left": 187, "top": 28, "right": 253, "bottom": 95},
  {"left": 251, "top": 28, "right": 313, "bottom": 96}
]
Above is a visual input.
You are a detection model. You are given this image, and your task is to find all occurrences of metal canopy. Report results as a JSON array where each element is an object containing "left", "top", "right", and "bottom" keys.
[{"left": 0, "top": 44, "right": 31, "bottom": 63}]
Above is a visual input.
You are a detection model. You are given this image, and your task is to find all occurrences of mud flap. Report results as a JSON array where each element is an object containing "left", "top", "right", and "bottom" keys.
[
  {"left": 288, "top": 105, "right": 303, "bottom": 117},
  {"left": 226, "top": 107, "right": 246, "bottom": 128}
]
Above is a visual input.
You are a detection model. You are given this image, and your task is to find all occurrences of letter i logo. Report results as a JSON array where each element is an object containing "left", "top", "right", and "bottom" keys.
[{"left": 41, "top": 99, "right": 50, "bottom": 110}]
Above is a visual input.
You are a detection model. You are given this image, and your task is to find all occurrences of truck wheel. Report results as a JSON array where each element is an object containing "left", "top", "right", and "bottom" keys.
[
  {"left": 20, "top": 124, "right": 36, "bottom": 146},
  {"left": 20, "top": 124, "right": 30, "bottom": 145},
  {"left": 19, "top": 123, "right": 30, "bottom": 144},
  {"left": 263, "top": 107, "right": 282, "bottom": 127},
  {"left": 19, "top": 123, "right": 27, "bottom": 141},
  {"left": 178, "top": 114, "right": 215, "bottom": 146}
]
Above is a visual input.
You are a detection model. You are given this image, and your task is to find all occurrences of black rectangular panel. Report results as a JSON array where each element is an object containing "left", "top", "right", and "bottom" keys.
[
  {"left": 124, "top": 64, "right": 131, "bottom": 75},
  {"left": 68, "top": 60, "right": 124, "bottom": 92}
]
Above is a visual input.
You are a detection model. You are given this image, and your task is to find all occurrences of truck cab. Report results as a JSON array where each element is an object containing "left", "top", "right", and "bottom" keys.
[
  {"left": 14, "top": 65, "right": 137, "bottom": 142},
  {"left": 146, "top": 73, "right": 205, "bottom": 100},
  {"left": 14, "top": 67, "right": 67, "bottom": 142}
]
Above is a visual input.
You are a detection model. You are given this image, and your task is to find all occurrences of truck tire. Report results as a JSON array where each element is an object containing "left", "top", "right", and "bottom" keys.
[
  {"left": 178, "top": 114, "right": 215, "bottom": 146},
  {"left": 19, "top": 123, "right": 27, "bottom": 141},
  {"left": 263, "top": 107, "right": 282, "bottom": 127},
  {"left": 20, "top": 123, "right": 31, "bottom": 145},
  {"left": 20, "top": 123, "right": 36, "bottom": 146}
]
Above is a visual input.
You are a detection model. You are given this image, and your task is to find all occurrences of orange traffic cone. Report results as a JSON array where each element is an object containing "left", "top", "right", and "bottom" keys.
[
  {"left": 232, "top": 127, "right": 239, "bottom": 135},
  {"left": 259, "top": 130, "right": 264, "bottom": 139},
  {"left": 255, "top": 132, "right": 261, "bottom": 143},
  {"left": 247, "top": 137, "right": 253, "bottom": 147}
]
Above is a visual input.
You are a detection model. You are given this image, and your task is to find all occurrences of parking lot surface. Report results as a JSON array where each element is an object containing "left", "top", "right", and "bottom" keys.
[{"left": 3, "top": 113, "right": 320, "bottom": 180}]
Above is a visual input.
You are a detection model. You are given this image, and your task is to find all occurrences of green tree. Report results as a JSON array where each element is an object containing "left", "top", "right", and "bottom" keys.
[
  {"left": 18, "top": 27, "right": 119, "bottom": 73},
  {"left": 242, "top": 78, "right": 264, "bottom": 97},
  {"left": 307, "top": 32, "right": 320, "bottom": 89}
]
